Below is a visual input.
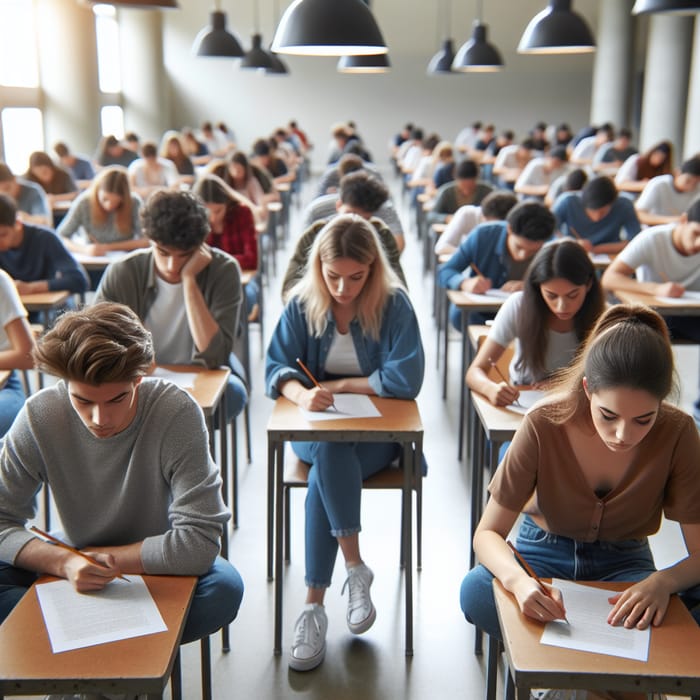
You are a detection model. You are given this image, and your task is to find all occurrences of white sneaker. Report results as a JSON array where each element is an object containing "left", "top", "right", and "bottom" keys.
[
  {"left": 289, "top": 603, "right": 328, "bottom": 672},
  {"left": 341, "top": 562, "right": 377, "bottom": 634}
]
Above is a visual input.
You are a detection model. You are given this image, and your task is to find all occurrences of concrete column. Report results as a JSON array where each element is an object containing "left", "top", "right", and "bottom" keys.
[
  {"left": 684, "top": 17, "right": 700, "bottom": 159},
  {"left": 118, "top": 9, "right": 170, "bottom": 142},
  {"left": 638, "top": 13, "right": 693, "bottom": 159},
  {"left": 590, "top": 0, "right": 635, "bottom": 129},
  {"left": 34, "top": 0, "right": 100, "bottom": 157}
]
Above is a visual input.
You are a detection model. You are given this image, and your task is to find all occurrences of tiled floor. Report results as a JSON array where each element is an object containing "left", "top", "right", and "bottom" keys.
[{"left": 12, "top": 170, "right": 699, "bottom": 700}]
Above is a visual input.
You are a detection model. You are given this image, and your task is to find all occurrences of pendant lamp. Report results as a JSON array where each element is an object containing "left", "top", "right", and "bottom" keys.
[
  {"left": 632, "top": 0, "right": 700, "bottom": 13},
  {"left": 81, "top": 0, "right": 178, "bottom": 6},
  {"left": 518, "top": 0, "right": 595, "bottom": 54},
  {"left": 267, "top": 0, "right": 290, "bottom": 74},
  {"left": 241, "top": 34, "right": 274, "bottom": 70},
  {"left": 452, "top": 0, "right": 504, "bottom": 72},
  {"left": 337, "top": 53, "right": 391, "bottom": 73},
  {"left": 271, "top": 0, "right": 388, "bottom": 56},
  {"left": 192, "top": 3, "right": 245, "bottom": 57},
  {"left": 428, "top": 0, "right": 455, "bottom": 74}
]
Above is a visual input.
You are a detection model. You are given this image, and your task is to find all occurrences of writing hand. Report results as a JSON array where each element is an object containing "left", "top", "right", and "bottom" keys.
[
  {"left": 462, "top": 275, "right": 492, "bottom": 294},
  {"left": 300, "top": 386, "right": 335, "bottom": 412},
  {"left": 514, "top": 577, "right": 567, "bottom": 623},
  {"left": 657, "top": 281, "right": 685, "bottom": 298},
  {"left": 490, "top": 382, "right": 520, "bottom": 407},
  {"left": 63, "top": 551, "right": 121, "bottom": 592}
]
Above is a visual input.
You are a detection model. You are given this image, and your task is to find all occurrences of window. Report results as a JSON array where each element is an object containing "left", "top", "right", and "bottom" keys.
[
  {"left": 0, "top": 0, "right": 39, "bottom": 88},
  {"left": 94, "top": 4, "right": 122, "bottom": 94},
  {"left": 100, "top": 106, "right": 124, "bottom": 139},
  {"left": 1, "top": 108, "right": 44, "bottom": 174}
]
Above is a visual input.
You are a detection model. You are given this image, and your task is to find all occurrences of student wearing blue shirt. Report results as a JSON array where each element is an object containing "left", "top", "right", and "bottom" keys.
[
  {"left": 552, "top": 175, "right": 641, "bottom": 254},
  {"left": 437, "top": 201, "right": 556, "bottom": 329},
  {"left": 0, "top": 163, "right": 51, "bottom": 227},
  {"left": 266, "top": 214, "right": 424, "bottom": 672}
]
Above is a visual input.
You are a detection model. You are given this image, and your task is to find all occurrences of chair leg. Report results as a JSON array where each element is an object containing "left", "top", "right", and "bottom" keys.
[
  {"left": 229, "top": 418, "right": 239, "bottom": 530},
  {"left": 244, "top": 404, "right": 252, "bottom": 464},
  {"left": 475, "top": 625, "right": 483, "bottom": 656},
  {"left": 170, "top": 649, "right": 182, "bottom": 700},
  {"left": 416, "top": 479, "right": 423, "bottom": 571},
  {"left": 43, "top": 483, "right": 51, "bottom": 531},
  {"left": 221, "top": 623, "right": 230, "bottom": 653},
  {"left": 284, "top": 485, "right": 291, "bottom": 564},
  {"left": 200, "top": 635, "right": 212, "bottom": 700},
  {"left": 486, "top": 635, "right": 500, "bottom": 700},
  {"left": 504, "top": 666, "right": 515, "bottom": 700}
]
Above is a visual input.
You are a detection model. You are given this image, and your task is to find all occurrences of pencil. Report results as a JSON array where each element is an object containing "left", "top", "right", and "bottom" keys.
[
  {"left": 469, "top": 262, "right": 484, "bottom": 278},
  {"left": 507, "top": 540, "right": 568, "bottom": 623},
  {"left": 487, "top": 357, "right": 522, "bottom": 408},
  {"left": 295, "top": 358, "right": 337, "bottom": 412},
  {"left": 29, "top": 526, "right": 130, "bottom": 582},
  {"left": 569, "top": 226, "right": 583, "bottom": 241}
]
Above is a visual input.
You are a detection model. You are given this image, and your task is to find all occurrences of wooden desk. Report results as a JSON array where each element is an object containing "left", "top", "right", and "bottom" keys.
[
  {"left": 494, "top": 579, "right": 700, "bottom": 700},
  {"left": 0, "top": 574, "right": 196, "bottom": 699},
  {"left": 266, "top": 396, "right": 424, "bottom": 656},
  {"left": 73, "top": 251, "right": 128, "bottom": 271},
  {"left": 443, "top": 289, "right": 506, "bottom": 460},
  {"left": 20, "top": 291, "right": 70, "bottom": 326},
  {"left": 613, "top": 289, "right": 700, "bottom": 318}
]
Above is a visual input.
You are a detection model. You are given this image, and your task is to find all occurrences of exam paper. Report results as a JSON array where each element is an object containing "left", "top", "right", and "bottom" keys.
[
  {"left": 505, "top": 390, "right": 545, "bottom": 415},
  {"left": 655, "top": 290, "right": 700, "bottom": 305},
  {"left": 540, "top": 579, "right": 650, "bottom": 662},
  {"left": 152, "top": 367, "right": 198, "bottom": 390},
  {"left": 299, "top": 393, "right": 382, "bottom": 421},
  {"left": 36, "top": 576, "right": 167, "bottom": 653},
  {"left": 465, "top": 290, "right": 510, "bottom": 303}
]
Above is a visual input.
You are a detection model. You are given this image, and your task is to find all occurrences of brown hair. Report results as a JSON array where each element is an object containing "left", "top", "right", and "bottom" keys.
[
  {"left": 34, "top": 302, "right": 154, "bottom": 384},
  {"left": 636, "top": 140, "right": 673, "bottom": 180},
  {"left": 89, "top": 166, "right": 133, "bottom": 235}
]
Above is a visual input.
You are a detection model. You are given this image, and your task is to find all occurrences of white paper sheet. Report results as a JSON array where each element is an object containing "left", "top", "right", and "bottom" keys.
[
  {"left": 465, "top": 290, "right": 511, "bottom": 303},
  {"left": 36, "top": 576, "right": 167, "bottom": 653},
  {"left": 151, "top": 367, "right": 198, "bottom": 389},
  {"left": 299, "top": 393, "right": 382, "bottom": 422},
  {"left": 655, "top": 290, "right": 700, "bottom": 305},
  {"left": 590, "top": 253, "right": 612, "bottom": 265},
  {"left": 505, "top": 390, "right": 546, "bottom": 415},
  {"left": 540, "top": 579, "right": 650, "bottom": 662}
]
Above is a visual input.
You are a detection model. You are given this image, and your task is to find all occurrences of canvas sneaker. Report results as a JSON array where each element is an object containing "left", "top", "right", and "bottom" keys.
[
  {"left": 288, "top": 603, "right": 328, "bottom": 672},
  {"left": 341, "top": 562, "right": 377, "bottom": 634}
]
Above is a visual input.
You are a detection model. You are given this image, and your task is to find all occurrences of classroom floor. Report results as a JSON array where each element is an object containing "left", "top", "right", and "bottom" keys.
[{"left": 15, "top": 170, "right": 699, "bottom": 700}]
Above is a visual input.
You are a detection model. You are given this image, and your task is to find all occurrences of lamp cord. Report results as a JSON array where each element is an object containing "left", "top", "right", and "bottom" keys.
[{"left": 476, "top": 0, "right": 483, "bottom": 22}]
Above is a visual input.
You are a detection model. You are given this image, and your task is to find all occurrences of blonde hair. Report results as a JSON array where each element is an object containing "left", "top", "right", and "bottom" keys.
[
  {"left": 290, "top": 214, "right": 403, "bottom": 340},
  {"left": 88, "top": 166, "right": 133, "bottom": 236}
]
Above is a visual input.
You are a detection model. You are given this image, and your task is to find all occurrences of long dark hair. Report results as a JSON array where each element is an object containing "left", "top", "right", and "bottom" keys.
[{"left": 515, "top": 240, "right": 603, "bottom": 379}]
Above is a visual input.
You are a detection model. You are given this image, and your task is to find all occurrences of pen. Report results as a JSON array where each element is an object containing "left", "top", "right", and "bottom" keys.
[
  {"left": 295, "top": 358, "right": 337, "bottom": 412},
  {"left": 506, "top": 540, "right": 569, "bottom": 623},
  {"left": 29, "top": 526, "right": 130, "bottom": 582},
  {"left": 488, "top": 357, "right": 523, "bottom": 408},
  {"left": 469, "top": 262, "right": 485, "bottom": 278},
  {"left": 569, "top": 226, "right": 583, "bottom": 241}
]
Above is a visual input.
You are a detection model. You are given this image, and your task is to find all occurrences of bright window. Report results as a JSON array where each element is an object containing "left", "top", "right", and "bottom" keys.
[
  {"left": 100, "top": 105, "right": 124, "bottom": 139},
  {"left": 0, "top": 0, "right": 39, "bottom": 88},
  {"left": 1, "top": 108, "right": 44, "bottom": 174},
  {"left": 94, "top": 4, "right": 122, "bottom": 94}
]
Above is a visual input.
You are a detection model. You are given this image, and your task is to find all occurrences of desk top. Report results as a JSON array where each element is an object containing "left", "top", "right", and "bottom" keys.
[
  {"left": 446, "top": 289, "right": 508, "bottom": 313},
  {"left": 20, "top": 290, "right": 70, "bottom": 311},
  {"left": 0, "top": 574, "right": 196, "bottom": 696},
  {"left": 267, "top": 396, "right": 423, "bottom": 442},
  {"left": 613, "top": 289, "right": 700, "bottom": 316},
  {"left": 157, "top": 364, "right": 229, "bottom": 416},
  {"left": 494, "top": 579, "right": 700, "bottom": 695}
]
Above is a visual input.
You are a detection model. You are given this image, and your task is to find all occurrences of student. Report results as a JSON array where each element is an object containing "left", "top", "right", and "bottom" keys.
[
  {"left": 23, "top": 151, "right": 78, "bottom": 208},
  {"left": 514, "top": 145, "right": 569, "bottom": 200},
  {"left": 223, "top": 151, "right": 269, "bottom": 224},
  {"left": 265, "top": 214, "right": 424, "bottom": 672},
  {"left": 544, "top": 167, "right": 588, "bottom": 209},
  {"left": 0, "top": 268, "right": 35, "bottom": 436},
  {"left": 57, "top": 166, "right": 145, "bottom": 256},
  {"left": 615, "top": 140, "right": 673, "bottom": 191},
  {"left": 437, "top": 201, "right": 556, "bottom": 329},
  {"left": 159, "top": 131, "right": 195, "bottom": 179},
  {"left": 553, "top": 175, "right": 641, "bottom": 255},
  {"left": 0, "top": 193, "right": 88, "bottom": 299},
  {"left": 0, "top": 163, "right": 51, "bottom": 227},
  {"left": 0, "top": 302, "right": 244, "bottom": 643},
  {"left": 460, "top": 305, "right": 700, "bottom": 684},
  {"left": 467, "top": 240, "right": 604, "bottom": 406},
  {"left": 94, "top": 134, "right": 138, "bottom": 169},
  {"left": 634, "top": 155, "right": 700, "bottom": 226},
  {"left": 192, "top": 174, "right": 261, "bottom": 320},
  {"left": 282, "top": 172, "right": 407, "bottom": 300},
  {"left": 53, "top": 141, "right": 95, "bottom": 183},
  {"left": 94, "top": 189, "right": 247, "bottom": 421},
  {"left": 127, "top": 141, "right": 179, "bottom": 197}
]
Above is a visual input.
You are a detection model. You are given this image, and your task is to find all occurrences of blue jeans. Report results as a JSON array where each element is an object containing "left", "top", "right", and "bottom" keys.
[
  {"left": 292, "top": 440, "right": 399, "bottom": 588},
  {"left": 0, "top": 556, "right": 243, "bottom": 646},
  {"left": 460, "top": 516, "right": 658, "bottom": 640},
  {"left": 0, "top": 371, "right": 25, "bottom": 437}
]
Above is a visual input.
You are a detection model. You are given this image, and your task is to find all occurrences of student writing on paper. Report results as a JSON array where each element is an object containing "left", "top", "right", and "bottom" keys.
[
  {"left": 437, "top": 201, "right": 556, "bottom": 329},
  {"left": 265, "top": 215, "right": 424, "bottom": 673},
  {"left": 0, "top": 303, "right": 244, "bottom": 645},
  {"left": 461, "top": 305, "right": 700, "bottom": 699},
  {"left": 467, "top": 240, "right": 604, "bottom": 407}
]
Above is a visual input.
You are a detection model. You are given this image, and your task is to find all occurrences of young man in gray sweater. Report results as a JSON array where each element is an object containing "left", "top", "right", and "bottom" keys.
[{"left": 0, "top": 302, "right": 243, "bottom": 644}]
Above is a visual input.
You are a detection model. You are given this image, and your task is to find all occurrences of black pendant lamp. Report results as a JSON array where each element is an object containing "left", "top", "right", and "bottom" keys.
[
  {"left": 271, "top": 0, "right": 388, "bottom": 56},
  {"left": 632, "top": 0, "right": 700, "bottom": 13},
  {"left": 428, "top": 0, "right": 455, "bottom": 74},
  {"left": 452, "top": 0, "right": 504, "bottom": 72},
  {"left": 193, "top": 3, "right": 245, "bottom": 57},
  {"left": 518, "top": 0, "right": 595, "bottom": 54},
  {"left": 241, "top": 34, "right": 274, "bottom": 70},
  {"left": 337, "top": 53, "right": 391, "bottom": 73}
]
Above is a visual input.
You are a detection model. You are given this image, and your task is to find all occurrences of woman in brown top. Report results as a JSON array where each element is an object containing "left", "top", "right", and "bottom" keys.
[{"left": 461, "top": 305, "right": 700, "bottom": 655}]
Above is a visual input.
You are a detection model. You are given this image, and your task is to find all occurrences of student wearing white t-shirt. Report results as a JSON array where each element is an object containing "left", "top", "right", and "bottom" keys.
[
  {"left": 467, "top": 240, "right": 604, "bottom": 407},
  {"left": 0, "top": 269, "right": 35, "bottom": 435}
]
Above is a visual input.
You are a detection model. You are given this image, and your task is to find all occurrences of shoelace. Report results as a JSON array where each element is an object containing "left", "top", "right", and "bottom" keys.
[
  {"left": 294, "top": 610, "right": 320, "bottom": 645},
  {"left": 342, "top": 568, "right": 368, "bottom": 612}
]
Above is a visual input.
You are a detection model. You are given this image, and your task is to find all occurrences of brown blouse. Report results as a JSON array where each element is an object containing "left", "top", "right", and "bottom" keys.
[{"left": 489, "top": 403, "right": 700, "bottom": 542}]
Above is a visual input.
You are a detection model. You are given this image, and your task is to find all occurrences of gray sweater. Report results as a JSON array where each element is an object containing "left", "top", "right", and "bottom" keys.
[{"left": 0, "top": 379, "right": 229, "bottom": 575}]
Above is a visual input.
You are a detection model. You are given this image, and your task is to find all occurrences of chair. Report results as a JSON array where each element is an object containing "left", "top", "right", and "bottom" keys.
[{"left": 170, "top": 635, "right": 222, "bottom": 700}]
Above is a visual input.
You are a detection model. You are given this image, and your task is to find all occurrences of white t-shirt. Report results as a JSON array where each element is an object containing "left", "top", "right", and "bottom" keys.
[
  {"left": 0, "top": 269, "right": 27, "bottom": 353},
  {"left": 435, "top": 205, "right": 482, "bottom": 253},
  {"left": 515, "top": 157, "right": 569, "bottom": 190},
  {"left": 570, "top": 135, "right": 598, "bottom": 163},
  {"left": 494, "top": 144, "right": 519, "bottom": 172},
  {"left": 325, "top": 328, "right": 361, "bottom": 377},
  {"left": 635, "top": 174, "right": 699, "bottom": 216},
  {"left": 616, "top": 224, "right": 700, "bottom": 289},
  {"left": 488, "top": 291, "right": 579, "bottom": 385},
  {"left": 615, "top": 154, "right": 640, "bottom": 184},
  {"left": 128, "top": 158, "right": 179, "bottom": 188},
  {"left": 144, "top": 276, "right": 194, "bottom": 364}
]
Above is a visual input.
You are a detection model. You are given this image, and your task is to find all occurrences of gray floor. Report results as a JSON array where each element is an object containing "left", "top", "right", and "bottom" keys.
[{"left": 15, "top": 170, "right": 699, "bottom": 700}]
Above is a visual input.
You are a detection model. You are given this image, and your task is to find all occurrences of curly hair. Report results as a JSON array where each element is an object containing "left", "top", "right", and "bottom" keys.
[{"left": 140, "top": 189, "right": 209, "bottom": 249}]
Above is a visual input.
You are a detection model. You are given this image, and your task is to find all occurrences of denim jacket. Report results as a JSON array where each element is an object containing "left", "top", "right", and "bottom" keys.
[{"left": 265, "top": 289, "right": 424, "bottom": 400}]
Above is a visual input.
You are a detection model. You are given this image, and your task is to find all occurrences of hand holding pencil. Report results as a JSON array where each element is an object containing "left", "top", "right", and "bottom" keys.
[{"left": 295, "top": 358, "right": 337, "bottom": 412}]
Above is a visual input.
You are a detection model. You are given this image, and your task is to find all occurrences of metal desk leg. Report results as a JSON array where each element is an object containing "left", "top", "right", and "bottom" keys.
[
  {"left": 267, "top": 440, "right": 275, "bottom": 581},
  {"left": 273, "top": 442, "right": 284, "bottom": 655},
  {"left": 442, "top": 292, "right": 449, "bottom": 399},
  {"left": 403, "top": 440, "right": 415, "bottom": 656},
  {"left": 457, "top": 310, "right": 468, "bottom": 461}
]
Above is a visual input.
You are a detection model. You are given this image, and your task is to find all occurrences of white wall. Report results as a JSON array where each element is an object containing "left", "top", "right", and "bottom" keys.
[{"left": 161, "top": 1, "right": 599, "bottom": 171}]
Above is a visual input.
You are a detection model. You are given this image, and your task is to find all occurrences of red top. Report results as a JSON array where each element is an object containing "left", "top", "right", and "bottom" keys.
[{"left": 206, "top": 204, "right": 258, "bottom": 272}]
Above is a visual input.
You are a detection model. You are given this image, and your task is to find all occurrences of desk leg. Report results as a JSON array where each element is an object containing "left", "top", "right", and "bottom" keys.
[
  {"left": 267, "top": 440, "right": 275, "bottom": 582},
  {"left": 457, "top": 311, "right": 468, "bottom": 461},
  {"left": 470, "top": 418, "right": 485, "bottom": 570},
  {"left": 403, "top": 439, "right": 415, "bottom": 656},
  {"left": 442, "top": 292, "right": 449, "bottom": 400},
  {"left": 218, "top": 395, "right": 229, "bottom": 557},
  {"left": 274, "top": 441, "right": 284, "bottom": 655}
]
